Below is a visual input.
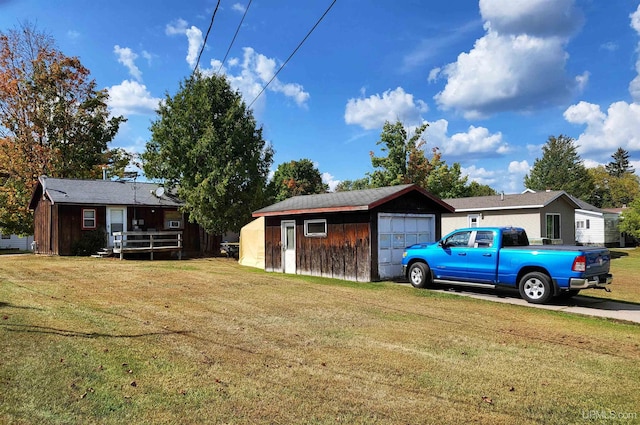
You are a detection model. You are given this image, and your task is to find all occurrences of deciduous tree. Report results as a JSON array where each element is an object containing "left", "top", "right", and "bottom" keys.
[
  {"left": 142, "top": 72, "right": 273, "bottom": 235},
  {"left": 268, "top": 159, "right": 328, "bottom": 202},
  {"left": 0, "top": 22, "right": 125, "bottom": 235}
]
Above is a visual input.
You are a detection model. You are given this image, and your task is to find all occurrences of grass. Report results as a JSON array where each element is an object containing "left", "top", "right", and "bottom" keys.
[{"left": 0, "top": 253, "right": 638, "bottom": 424}]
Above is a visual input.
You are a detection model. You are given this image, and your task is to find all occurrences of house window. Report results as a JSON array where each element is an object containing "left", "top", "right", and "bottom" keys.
[
  {"left": 546, "top": 213, "right": 561, "bottom": 239},
  {"left": 586, "top": 219, "right": 590, "bottom": 229},
  {"left": 304, "top": 219, "right": 327, "bottom": 237},
  {"left": 82, "top": 209, "right": 97, "bottom": 229},
  {"left": 468, "top": 214, "right": 481, "bottom": 227},
  {"left": 576, "top": 221, "right": 584, "bottom": 229},
  {"left": 164, "top": 210, "right": 183, "bottom": 229}
]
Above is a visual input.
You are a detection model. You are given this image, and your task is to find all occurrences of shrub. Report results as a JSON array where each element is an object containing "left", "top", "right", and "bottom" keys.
[{"left": 71, "top": 228, "right": 107, "bottom": 256}]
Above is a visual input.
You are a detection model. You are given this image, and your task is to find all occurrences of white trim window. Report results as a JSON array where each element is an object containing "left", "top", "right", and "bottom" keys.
[
  {"left": 546, "top": 213, "right": 561, "bottom": 239},
  {"left": 82, "top": 208, "right": 97, "bottom": 230},
  {"left": 304, "top": 219, "right": 327, "bottom": 237},
  {"left": 468, "top": 214, "right": 481, "bottom": 227}
]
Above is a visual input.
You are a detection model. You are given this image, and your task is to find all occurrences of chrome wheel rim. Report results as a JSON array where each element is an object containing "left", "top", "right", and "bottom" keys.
[
  {"left": 523, "top": 278, "right": 545, "bottom": 300},
  {"left": 410, "top": 267, "right": 423, "bottom": 285}
]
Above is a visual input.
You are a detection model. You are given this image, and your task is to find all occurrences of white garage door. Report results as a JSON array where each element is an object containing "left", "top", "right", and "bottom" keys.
[{"left": 378, "top": 213, "right": 435, "bottom": 280}]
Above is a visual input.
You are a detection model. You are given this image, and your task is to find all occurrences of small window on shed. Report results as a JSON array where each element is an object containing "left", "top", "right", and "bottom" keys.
[
  {"left": 82, "top": 209, "right": 97, "bottom": 230},
  {"left": 304, "top": 219, "right": 327, "bottom": 237}
]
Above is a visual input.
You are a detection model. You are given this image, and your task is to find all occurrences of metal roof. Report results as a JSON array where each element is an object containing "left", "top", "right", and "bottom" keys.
[
  {"left": 253, "top": 184, "right": 454, "bottom": 217},
  {"left": 31, "top": 176, "right": 182, "bottom": 208},
  {"left": 443, "top": 190, "right": 580, "bottom": 212}
]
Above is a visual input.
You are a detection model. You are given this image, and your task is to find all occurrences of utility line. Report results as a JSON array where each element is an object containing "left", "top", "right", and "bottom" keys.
[
  {"left": 247, "top": 0, "right": 337, "bottom": 109},
  {"left": 217, "top": 0, "right": 253, "bottom": 74},
  {"left": 195, "top": 0, "right": 221, "bottom": 72}
]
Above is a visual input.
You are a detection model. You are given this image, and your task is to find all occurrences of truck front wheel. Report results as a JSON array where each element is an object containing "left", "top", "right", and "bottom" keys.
[
  {"left": 519, "top": 272, "right": 553, "bottom": 304},
  {"left": 408, "top": 262, "right": 433, "bottom": 289}
]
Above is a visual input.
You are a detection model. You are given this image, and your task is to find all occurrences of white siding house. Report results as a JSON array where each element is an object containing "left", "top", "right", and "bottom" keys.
[
  {"left": 572, "top": 197, "right": 622, "bottom": 247},
  {"left": 0, "top": 233, "right": 34, "bottom": 250}
]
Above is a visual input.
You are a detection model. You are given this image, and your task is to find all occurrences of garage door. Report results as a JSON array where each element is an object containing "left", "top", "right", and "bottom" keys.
[{"left": 378, "top": 213, "right": 435, "bottom": 280}]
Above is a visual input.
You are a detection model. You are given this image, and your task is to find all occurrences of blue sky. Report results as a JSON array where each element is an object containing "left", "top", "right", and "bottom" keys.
[{"left": 2, "top": 0, "right": 640, "bottom": 194}]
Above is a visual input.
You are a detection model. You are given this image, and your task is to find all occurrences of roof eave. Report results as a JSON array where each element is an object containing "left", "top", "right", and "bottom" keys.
[{"left": 253, "top": 205, "right": 369, "bottom": 217}]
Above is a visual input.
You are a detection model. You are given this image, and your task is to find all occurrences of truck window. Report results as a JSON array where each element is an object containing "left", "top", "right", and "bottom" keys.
[
  {"left": 444, "top": 231, "right": 471, "bottom": 247},
  {"left": 502, "top": 229, "right": 529, "bottom": 247},
  {"left": 474, "top": 231, "right": 494, "bottom": 248}
]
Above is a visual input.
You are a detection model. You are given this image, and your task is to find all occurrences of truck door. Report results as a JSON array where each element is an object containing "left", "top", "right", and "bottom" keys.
[
  {"left": 432, "top": 230, "right": 472, "bottom": 280},
  {"left": 465, "top": 230, "right": 498, "bottom": 283}
]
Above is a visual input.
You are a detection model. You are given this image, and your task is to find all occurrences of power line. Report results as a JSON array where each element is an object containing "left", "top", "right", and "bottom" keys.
[
  {"left": 195, "top": 0, "right": 221, "bottom": 72},
  {"left": 217, "top": 0, "right": 253, "bottom": 74},
  {"left": 247, "top": 0, "right": 337, "bottom": 109}
]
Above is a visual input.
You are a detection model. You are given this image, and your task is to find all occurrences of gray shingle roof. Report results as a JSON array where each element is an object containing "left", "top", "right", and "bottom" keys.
[
  {"left": 253, "top": 184, "right": 453, "bottom": 216},
  {"left": 443, "top": 190, "right": 580, "bottom": 212},
  {"left": 35, "top": 177, "right": 182, "bottom": 207}
]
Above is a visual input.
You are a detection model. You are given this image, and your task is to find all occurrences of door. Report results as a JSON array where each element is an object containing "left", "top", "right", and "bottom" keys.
[
  {"left": 431, "top": 230, "right": 472, "bottom": 280},
  {"left": 378, "top": 213, "right": 435, "bottom": 279},
  {"left": 465, "top": 230, "right": 498, "bottom": 283},
  {"left": 106, "top": 207, "right": 127, "bottom": 248},
  {"left": 281, "top": 220, "right": 296, "bottom": 274}
]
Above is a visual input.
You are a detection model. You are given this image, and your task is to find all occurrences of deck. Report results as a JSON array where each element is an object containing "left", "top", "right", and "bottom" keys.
[{"left": 113, "top": 231, "right": 183, "bottom": 260}]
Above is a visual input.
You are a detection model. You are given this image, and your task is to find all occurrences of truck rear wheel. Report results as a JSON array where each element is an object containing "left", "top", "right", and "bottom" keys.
[
  {"left": 408, "top": 262, "right": 432, "bottom": 289},
  {"left": 519, "top": 272, "right": 553, "bottom": 304}
]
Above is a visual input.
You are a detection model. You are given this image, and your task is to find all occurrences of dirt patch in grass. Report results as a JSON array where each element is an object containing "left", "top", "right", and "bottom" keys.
[{"left": 1, "top": 256, "right": 638, "bottom": 424}]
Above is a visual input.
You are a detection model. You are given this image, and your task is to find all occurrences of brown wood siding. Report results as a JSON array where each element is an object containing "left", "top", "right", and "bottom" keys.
[
  {"left": 265, "top": 213, "right": 372, "bottom": 282},
  {"left": 33, "top": 197, "right": 53, "bottom": 254}
]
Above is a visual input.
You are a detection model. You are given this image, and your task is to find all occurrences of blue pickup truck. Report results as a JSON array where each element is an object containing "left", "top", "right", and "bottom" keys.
[{"left": 401, "top": 227, "right": 612, "bottom": 304}]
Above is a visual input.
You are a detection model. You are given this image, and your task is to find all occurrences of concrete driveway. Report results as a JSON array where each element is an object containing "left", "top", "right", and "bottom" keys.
[{"left": 433, "top": 287, "right": 640, "bottom": 324}]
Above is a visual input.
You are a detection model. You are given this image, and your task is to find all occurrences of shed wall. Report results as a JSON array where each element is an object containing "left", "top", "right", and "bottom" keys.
[{"left": 265, "top": 212, "right": 372, "bottom": 282}]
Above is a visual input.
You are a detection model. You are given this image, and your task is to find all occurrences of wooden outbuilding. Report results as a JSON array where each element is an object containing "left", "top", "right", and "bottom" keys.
[
  {"left": 28, "top": 176, "right": 215, "bottom": 257},
  {"left": 252, "top": 184, "right": 453, "bottom": 282}
]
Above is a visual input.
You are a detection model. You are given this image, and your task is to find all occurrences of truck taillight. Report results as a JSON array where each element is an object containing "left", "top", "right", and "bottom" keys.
[{"left": 572, "top": 255, "right": 586, "bottom": 272}]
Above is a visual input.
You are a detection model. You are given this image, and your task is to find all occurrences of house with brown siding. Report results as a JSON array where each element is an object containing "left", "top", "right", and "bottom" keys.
[
  {"left": 252, "top": 184, "right": 454, "bottom": 282},
  {"left": 28, "top": 176, "right": 213, "bottom": 256}
]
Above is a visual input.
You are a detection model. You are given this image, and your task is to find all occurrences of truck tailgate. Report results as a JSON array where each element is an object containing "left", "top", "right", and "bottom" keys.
[{"left": 584, "top": 249, "right": 610, "bottom": 277}]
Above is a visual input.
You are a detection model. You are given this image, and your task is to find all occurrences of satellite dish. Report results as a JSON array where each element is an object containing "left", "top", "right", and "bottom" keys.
[{"left": 155, "top": 187, "right": 165, "bottom": 198}]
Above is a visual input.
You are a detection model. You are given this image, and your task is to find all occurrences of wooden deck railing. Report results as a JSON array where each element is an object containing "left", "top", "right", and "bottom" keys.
[{"left": 113, "top": 231, "right": 183, "bottom": 260}]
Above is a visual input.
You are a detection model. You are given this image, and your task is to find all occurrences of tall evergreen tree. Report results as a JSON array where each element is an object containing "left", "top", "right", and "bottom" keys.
[
  {"left": 142, "top": 72, "right": 273, "bottom": 235},
  {"left": 605, "top": 147, "right": 634, "bottom": 177},
  {"left": 523, "top": 134, "right": 594, "bottom": 200}
]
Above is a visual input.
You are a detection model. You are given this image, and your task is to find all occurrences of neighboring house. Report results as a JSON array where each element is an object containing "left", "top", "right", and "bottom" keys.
[
  {"left": 602, "top": 206, "right": 636, "bottom": 247},
  {"left": 251, "top": 184, "right": 454, "bottom": 282},
  {"left": 442, "top": 190, "right": 580, "bottom": 244},
  {"left": 0, "top": 233, "right": 34, "bottom": 250},
  {"left": 571, "top": 197, "right": 621, "bottom": 247},
  {"left": 28, "top": 176, "right": 211, "bottom": 256}
]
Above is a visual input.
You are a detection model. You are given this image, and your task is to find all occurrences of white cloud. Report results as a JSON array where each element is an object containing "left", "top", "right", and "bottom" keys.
[
  {"left": 114, "top": 45, "right": 142, "bottom": 82},
  {"left": 107, "top": 80, "right": 162, "bottom": 116},
  {"left": 344, "top": 87, "right": 428, "bottom": 130},
  {"left": 424, "top": 119, "right": 508, "bottom": 158},
  {"left": 205, "top": 48, "right": 310, "bottom": 111},
  {"left": 478, "top": 0, "right": 583, "bottom": 37},
  {"left": 166, "top": 19, "right": 203, "bottom": 69},
  {"left": 567, "top": 101, "right": 640, "bottom": 155},
  {"left": 508, "top": 160, "right": 530, "bottom": 174},
  {"left": 435, "top": 0, "right": 584, "bottom": 118},
  {"left": 165, "top": 19, "right": 188, "bottom": 35},
  {"left": 461, "top": 165, "right": 497, "bottom": 186},
  {"left": 630, "top": 5, "right": 640, "bottom": 101},
  {"left": 322, "top": 172, "right": 341, "bottom": 192},
  {"left": 232, "top": 3, "right": 246, "bottom": 13}
]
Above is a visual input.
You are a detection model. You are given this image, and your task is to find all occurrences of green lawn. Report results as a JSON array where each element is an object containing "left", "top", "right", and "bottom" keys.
[{"left": 0, "top": 253, "right": 638, "bottom": 424}]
